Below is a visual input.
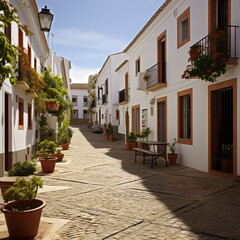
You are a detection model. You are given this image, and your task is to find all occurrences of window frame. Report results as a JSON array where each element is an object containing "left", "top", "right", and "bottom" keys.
[
  {"left": 116, "top": 109, "right": 119, "bottom": 120},
  {"left": 177, "top": 88, "right": 193, "bottom": 145},
  {"left": 4, "top": 22, "right": 11, "bottom": 43},
  {"left": 132, "top": 104, "right": 140, "bottom": 133},
  {"left": 177, "top": 7, "right": 190, "bottom": 49},
  {"left": 135, "top": 57, "right": 141, "bottom": 76},
  {"left": 28, "top": 103, "right": 32, "bottom": 130},
  {"left": 18, "top": 97, "right": 24, "bottom": 130},
  {"left": 27, "top": 43, "right": 31, "bottom": 66},
  {"left": 18, "top": 26, "right": 23, "bottom": 48}
]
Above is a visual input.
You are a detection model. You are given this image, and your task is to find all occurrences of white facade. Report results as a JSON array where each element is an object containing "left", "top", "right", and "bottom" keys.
[
  {"left": 93, "top": 53, "right": 128, "bottom": 129},
  {"left": 0, "top": 0, "right": 49, "bottom": 175},
  {"left": 70, "top": 84, "right": 89, "bottom": 120},
  {"left": 116, "top": 0, "right": 240, "bottom": 177}
]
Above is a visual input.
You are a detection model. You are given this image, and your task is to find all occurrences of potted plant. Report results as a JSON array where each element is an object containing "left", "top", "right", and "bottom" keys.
[
  {"left": 129, "top": 132, "right": 138, "bottom": 149},
  {"left": 66, "top": 127, "right": 73, "bottom": 143},
  {"left": 138, "top": 127, "right": 151, "bottom": 149},
  {"left": 51, "top": 149, "right": 64, "bottom": 162},
  {"left": 38, "top": 139, "right": 57, "bottom": 173},
  {"left": 107, "top": 123, "right": 114, "bottom": 141},
  {"left": 1, "top": 176, "right": 45, "bottom": 239},
  {"left": 168, "top": 138, "right": 178, "bottom": 165},
  {"left": 105, "top": 125, "right": 110, "bottom": 140},
  {"left": 58, "top": 127, "right": 70, "bottom": 150},
  {"left": 126, "top": 134, "right": 132, "bottom": 150},
  {"left": 0, "top": 160, "right": 36, "bottom": 197}
]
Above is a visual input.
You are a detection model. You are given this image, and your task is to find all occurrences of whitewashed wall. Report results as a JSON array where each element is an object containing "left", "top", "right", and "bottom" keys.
[
  {"left": 70, "top": 89, "right": 88, "bottom": 119},
  {"left": 123, "top": 0, "right": 240, "bottom": 174}
]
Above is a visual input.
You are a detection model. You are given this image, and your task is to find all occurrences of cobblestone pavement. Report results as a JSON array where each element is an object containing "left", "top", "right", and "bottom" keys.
[{"left": 1, "top": 122, "right": 240, "bottom": 239}]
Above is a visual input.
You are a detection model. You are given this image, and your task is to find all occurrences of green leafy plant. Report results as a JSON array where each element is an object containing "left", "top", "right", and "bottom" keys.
[
  {"left": 58, "top": 127, "right": 69, "bottom": 144},
  {"left": 66, "top": 127, "right": 73, "bottom": 138},
  {"left": 38, "top": 140, "right": 57, "bottom": 158},
  {"left": 168, "top": 138, "right": 177, "bottom": 154},
  {"left": 128, "top": 132, "right": 138, "bottom": 142},
  {"left": 140, "top": 127, "right": 151, "bottom": 140},
  {"left": 40, "top": 126, "right": 56, "bottom": 141},
  {"left": 182, "top": 28, "right": 228, "bottom": 83},
  {"left": 8, "top": 160, "right": 36, "bottom": 176},
  {"left": 3, "top": 176, "right": 43, "bottom": 205},
  {"left": 107, "top": 123, "right": 113, "bottom": 136},
  {"left": 0, "top": 1, "right": 31, "bottom": 88}
]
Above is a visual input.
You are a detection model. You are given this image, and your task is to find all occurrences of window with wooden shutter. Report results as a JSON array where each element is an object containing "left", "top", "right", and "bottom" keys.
[
  {"left": 18, "top": 97, "right": 24, "bottom": 130},
  {"left": 132, "top": 105, "right": 140, "bottom": 133}
]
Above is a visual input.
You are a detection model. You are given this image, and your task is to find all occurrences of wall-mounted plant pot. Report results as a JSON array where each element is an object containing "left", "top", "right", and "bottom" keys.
[
  {"left": 1, "top": 198, "right": 46, "bottom": 239},
  {"left": 45, "top": 102, "right": 59, "bottom": 112},
  {"left": 61, "top": 143, "right": 69, "bottom": 150},
  {"left": 51, "top": 153, "right": 64, "bottom": 162},
  {"left": 168, "top": 153, "right": 178, "bottom": 165},
  {"left": 40, "top": 158, "right": 57, "bottom": 173}
]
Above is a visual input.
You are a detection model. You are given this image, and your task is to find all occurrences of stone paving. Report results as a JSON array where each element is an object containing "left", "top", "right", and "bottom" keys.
[{"left": 1, "top": 122, "right": 240, "bottom": 239}]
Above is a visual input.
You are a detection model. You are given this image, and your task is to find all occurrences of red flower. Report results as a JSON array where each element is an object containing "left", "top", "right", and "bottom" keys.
[{"left": 207, "top": 69, "right": 212, "bottom": 74}]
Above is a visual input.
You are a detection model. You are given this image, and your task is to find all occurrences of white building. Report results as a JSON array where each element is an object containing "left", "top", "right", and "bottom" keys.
[
  {"left": 116, "top": 0, "right": 240, "bottom": 178},
  {"left": 70, "top": 83, "right": 89, "bottom": 121},
  {"left": 0, "top": 0, "right": 49, "bottom": 175},
  {"left": 93, "top": 53, "right": 127, "bottom": 135}
]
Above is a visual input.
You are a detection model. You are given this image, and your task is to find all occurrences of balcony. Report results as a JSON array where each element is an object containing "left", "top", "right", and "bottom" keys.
[
  {"left": 119, "top": 89, "right": 129, "bottom": 104},
  {"left": 191, "top": 25, "right": 238, "bottom": 67},
  {"left": 102, "top": 94, "right": 108, "bottom": 104},
  {"left": 146, "top": 62, "right": 167, "bottom": 91}
]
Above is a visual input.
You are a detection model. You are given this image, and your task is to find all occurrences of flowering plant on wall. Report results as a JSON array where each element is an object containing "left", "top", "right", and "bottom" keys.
[
  {"left": 182, "top": 29, "right": 228, "bottom": 83},
  {"left": 17, "top": 47, "right": 45, "bottom": 94}
]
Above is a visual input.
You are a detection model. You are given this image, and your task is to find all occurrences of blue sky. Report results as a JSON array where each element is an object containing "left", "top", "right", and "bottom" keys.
[{"left": 36, "top": 0, "right": 165, "bottom": 83}]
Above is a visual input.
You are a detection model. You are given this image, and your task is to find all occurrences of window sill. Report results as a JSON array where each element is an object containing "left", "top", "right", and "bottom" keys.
[
  {"left": 146, "top": 83, "right": 167, "bottom": 91},
  {"left": 178, "top": 138, "right": 192, "bottom": 145}
]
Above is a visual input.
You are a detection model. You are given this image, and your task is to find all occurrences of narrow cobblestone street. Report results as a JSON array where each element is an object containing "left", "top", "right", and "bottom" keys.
[{"left": 1, "top": 123, "right": 240, "bottom": 239}]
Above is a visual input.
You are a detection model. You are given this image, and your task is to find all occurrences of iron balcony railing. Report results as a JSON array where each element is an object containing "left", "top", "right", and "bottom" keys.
[
  {"left": 191, "top": 25, "right": 239, "bottom": 60},
  {"left": 146, "top": 62, "right": 166, "bottom": 89},
  {"left": 102, "top": 94, "right": 107, "bottom": 104}
]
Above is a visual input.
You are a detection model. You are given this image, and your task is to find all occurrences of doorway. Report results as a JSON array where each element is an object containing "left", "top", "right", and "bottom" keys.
[
  {"left": 157, "top": 97, "right": 167, "bottom": 142},
  {"left": 125, "top": 110, "right": 129, "bottom": 141},
  {"left": 208, "top": 79, "right": 237, "bottom": 176},
  {"left": 4, "top": 93, "right": 10, "bottom": 171}
]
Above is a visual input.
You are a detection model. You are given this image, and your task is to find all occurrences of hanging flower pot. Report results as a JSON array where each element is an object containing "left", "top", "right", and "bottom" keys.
[{"left": 45, "top": 101, "right": 59, "bottom": 112}]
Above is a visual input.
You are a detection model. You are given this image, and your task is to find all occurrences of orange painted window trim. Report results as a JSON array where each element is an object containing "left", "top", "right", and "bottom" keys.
[
  {"left": 177, "top": 88, "right": 193, "bottom": 145},
  {"left": 135, "top": 57, "right": 141, "bottom": 76},
  {"left": 28, "top": 103, "right": 32, "bottom": 130},
  {"left": 177, "top": 7, "right": 190, "bottom": 49},
  {"left": 18, "top": 97, "right": 24, "bottom": 130},
  {"left": 131, "top": 104, "right": 140, "bottom": 133}
]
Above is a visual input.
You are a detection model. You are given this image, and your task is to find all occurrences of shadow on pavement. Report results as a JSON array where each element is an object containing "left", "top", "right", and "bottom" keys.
[{"left": 73, "top": 123, "right": 240, "bottom": 239}]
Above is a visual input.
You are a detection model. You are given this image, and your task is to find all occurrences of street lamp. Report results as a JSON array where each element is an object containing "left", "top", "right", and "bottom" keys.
[{"left": 38, "top": 6, "right": 54, "bottom": 32}]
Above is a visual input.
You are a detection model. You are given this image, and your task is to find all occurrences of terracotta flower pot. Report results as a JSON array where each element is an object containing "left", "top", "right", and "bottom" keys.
[
  {"left": 1, "top": 199, "right": 46, "bottom": 239},
  {"left": 109, "top": 135, "right": 114, "bottom": 141},
  {"left": 61, "top": 143, "right": 69, "bottom": 150},
  {"left": 51, "top": 153, "right": 64, "bottom": 162},
  {"left": 126, "top": 141, "right": 132, "bottom": 150},
  {"left": 131, "top": 142, "right": 138, "bottom": 149},
  {"left": 40, "top": 158, "right": 57, "bottom": 173},
  {"left": 0, "top": 178, "right": 15, "bottom": 197},
  {"left": 168, "top": 153, "right": 178, "bottom": 165}
]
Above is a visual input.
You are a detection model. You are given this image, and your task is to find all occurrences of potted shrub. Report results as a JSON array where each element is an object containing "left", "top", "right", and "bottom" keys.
[
  {"left": 66, "top": 127, "right": 73, "bottom": 143},
  {"left": 168, "top": 138, "right": 178, "bottom": 165},
  {"left": 38, "top": 140, "right": 57, "bottom": 173},
  {"left": 138, "top": 127, "right": 151, "bottom": 149},
  {"left": 51, "top": 149, "right": 64, "bottom": 162},
  {"left": 58, "top": 127, "right": 70, "bottom": 150},
  {"left": 129, "top": 132, "right": 138, "bottom": 149},
  {"left": 0, "top": 160, "right": 36, "bottom": 197},
  {"left": 126, "top": 134, "right": 132, "bottom": 150},
  {"left": 107, "top": 123, "right": 114, "bottom": 141},
  {"left": 1, "top": 176, "right": 45, "bottom": 239}
]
